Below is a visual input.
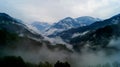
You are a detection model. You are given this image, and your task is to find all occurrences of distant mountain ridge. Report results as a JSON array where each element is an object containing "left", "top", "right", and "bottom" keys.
[
  {"left": 1, "top": 12, "right": 120, "bottom": 52},
  {"left": 31, "top": 21, "right": 51, "bottom": 33},
  {"left": 45, "top": 16, "right": 100, "bottom": 36},
  {"left": 44, "top": 13, "right": 120, "bottom": 51},
  {"left": 48, "top": 13, "right": 120, "bottom": 43},
  {"left": 76, "top": 16, "right": 100, "bottom": 25}
]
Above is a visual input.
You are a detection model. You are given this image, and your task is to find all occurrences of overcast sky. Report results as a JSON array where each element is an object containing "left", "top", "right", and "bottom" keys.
[{"left": 0, "top": 0, "right": 120, "bottom": 23}]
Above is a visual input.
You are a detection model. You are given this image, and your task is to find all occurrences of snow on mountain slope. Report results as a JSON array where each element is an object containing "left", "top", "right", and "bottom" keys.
[
  {"left": 47, "top": 13, "right": 120, "bottom": 44},
  {"left": 45, "top": 17, "right": 80, "bottom": 36},
  {"left": 45, "top": 16, "right": 100, "bottom": 36}
]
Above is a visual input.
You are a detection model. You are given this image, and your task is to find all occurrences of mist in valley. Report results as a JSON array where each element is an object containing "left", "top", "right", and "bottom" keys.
[
  {"left": 0, "top": 0, "right": 120, "bottom": 66},
  {"left": 1, "top": 37, "right": 120, "bottom": 67}
]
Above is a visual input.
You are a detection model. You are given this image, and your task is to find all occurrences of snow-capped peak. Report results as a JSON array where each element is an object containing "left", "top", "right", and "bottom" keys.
[
  {"left": 45, "top": 16, "right": 100, "bottom": 36},
  {"left": 45, "top": 17, "right": 80, "bottom": 36}
]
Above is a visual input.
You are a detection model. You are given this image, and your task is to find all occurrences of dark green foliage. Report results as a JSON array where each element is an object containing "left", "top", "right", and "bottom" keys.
[
  {"left": 0, "top": 56, "right": 71, "bottom": 67},
  {"left": 54, "top": 61, "right": 70, "bottom": 67},
  {"left": 0, "top": 56, "right": 27, "bottom": 67},
  {"left": 26, "top": 62, "right": 38, "bottom": 67},
  {"left": 0, "top": 29, "right": 18, "bottom": 46}
]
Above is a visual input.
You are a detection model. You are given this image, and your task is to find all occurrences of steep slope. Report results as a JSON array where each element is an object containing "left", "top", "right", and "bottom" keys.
[
  {"left": 45, "top": 16, "right": 99, "bottom": 36},
  {"left": 0, "top": 13, "right": 72, "bottom": 57},
  {"left": 0, "top": 13, "right": 43, "bottom": 40},
  {"left": 45, "top": 17, "right": 80, "bottom": 36},
  {"left": 70, "top": 22, "right": 120, "bottom": 51},
  {"left": 52, "top": 14, "right": 120, "bottom": 43}
]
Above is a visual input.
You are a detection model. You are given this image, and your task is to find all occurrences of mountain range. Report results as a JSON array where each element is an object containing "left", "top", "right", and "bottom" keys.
[
  {"left": 46, "top": 13, "right": 120, "bottom": 51},
  {"left": 0, "top": 13, "right": 71, "bottom": 57},
  {"left": 45, "top": 16, "right": 100, "bottom": 36},
  {"left": 0, "top": 12, "right": 120, "bottom": 52}
]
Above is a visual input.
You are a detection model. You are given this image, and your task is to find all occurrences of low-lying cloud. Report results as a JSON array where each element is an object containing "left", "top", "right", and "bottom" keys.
[{"left": 1, "top": 38, "right": 120, "bottom": 67}]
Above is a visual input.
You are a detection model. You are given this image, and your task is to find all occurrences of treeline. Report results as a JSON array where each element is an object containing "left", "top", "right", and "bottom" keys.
[
  {"left": 1, "top": 56, "right": 120, "bottom": 67},
  {"left": 0, "top": 56, "right": 70, "bottom": 67}
]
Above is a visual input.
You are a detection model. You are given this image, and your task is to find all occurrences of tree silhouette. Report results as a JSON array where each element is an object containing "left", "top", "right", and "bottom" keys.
[
  {"left": 38, "top": 61, "right": 52, "bottom": 67},
  {"left": 54, "top": 61, "right": 70, "bottom": 67},
  {"left": 0, "top": 56, "right": 27, "bottom": 67}
]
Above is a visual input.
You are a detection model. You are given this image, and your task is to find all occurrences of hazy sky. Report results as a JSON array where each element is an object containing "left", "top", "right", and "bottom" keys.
[{"left": 0, "top": 0, "right": 120, "bottom": 23}]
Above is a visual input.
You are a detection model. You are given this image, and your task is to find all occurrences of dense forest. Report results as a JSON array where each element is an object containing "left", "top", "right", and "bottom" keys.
[
  {"left": 0, "top": 56, "right": 120, "bottom": 67},
  {"left": 0, "top": 56, "right": 70, "bottom": 67}
]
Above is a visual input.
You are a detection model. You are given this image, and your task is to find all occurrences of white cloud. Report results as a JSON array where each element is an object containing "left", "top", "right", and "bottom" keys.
[{"left": 0, "top": 0, "right": 120, "bottom": 23}]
